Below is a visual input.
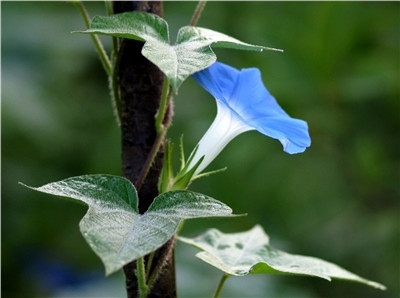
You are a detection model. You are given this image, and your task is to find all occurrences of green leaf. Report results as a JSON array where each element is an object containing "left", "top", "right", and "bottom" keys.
[
  {"left": 77, "top": 11, "right": 282, "bottom": 91},
  {"left": 77, "top": 11, "right": 170, "bottom": 43},
  {"left": 178, "top": 225, "right": 386, "bottom": 290},
  {"left": 21, "top": 175, "right": 234, "bottom": 275}
]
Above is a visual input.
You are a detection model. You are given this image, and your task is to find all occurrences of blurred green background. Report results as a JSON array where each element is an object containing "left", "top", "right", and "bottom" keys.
[{"left": 2, "top": 1, "right": 399, "bottom": 297}]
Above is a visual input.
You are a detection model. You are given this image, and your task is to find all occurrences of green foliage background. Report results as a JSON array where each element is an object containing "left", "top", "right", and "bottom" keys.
[{"left": 2, "top": 1, "right": 399, "bottom": 297}]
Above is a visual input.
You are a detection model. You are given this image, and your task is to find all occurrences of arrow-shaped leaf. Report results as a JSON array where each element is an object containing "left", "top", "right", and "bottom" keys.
[
  {"left": 76, "top": 10, "right": 170, "bottom": 43},
  {"left": 179, "top": 225, "right": 386, "bottom": 290},
  {"left": 77, "top": 11, "right": 282, "bottom": 91},
  {"left": 21, "top": 175, "right": 234, "bottom": 275}
]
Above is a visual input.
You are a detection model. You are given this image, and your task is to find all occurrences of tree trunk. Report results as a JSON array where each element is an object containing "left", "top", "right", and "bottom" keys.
[{"left": 113, "top": 2, "right": 176, "bottom": 297}]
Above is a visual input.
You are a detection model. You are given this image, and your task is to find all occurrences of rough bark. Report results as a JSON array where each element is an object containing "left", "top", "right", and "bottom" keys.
[{"left": 113, "top": 2, "right": 176, "bottom": 297}]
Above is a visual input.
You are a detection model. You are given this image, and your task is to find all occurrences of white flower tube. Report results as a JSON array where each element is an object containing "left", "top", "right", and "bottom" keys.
[
  {"left": 184, "top": 61, "right": 311, "bottom": 178},
  {"left": 187, "top": 99, "right": 253, "bottom": 176}
]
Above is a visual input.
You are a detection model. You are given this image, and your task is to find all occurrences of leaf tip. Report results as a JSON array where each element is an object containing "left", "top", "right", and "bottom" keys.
[
  {"left": 263, "top": 46, "right": 284, "bottom": 53},
  {"left": 367, "top": 281, "right": 387, "bottom": 291},
  {"left": 71, "top": 30, "right": 85, "bottom": 34},
  {"left": 232, "top": 213, "right": 247, "bottom": 218},
  {"left": 18, "top": 181, "right": 33, "bottom": 190}
]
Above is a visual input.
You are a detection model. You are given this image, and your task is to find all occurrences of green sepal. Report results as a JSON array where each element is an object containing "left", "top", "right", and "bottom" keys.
[
  {"left": 192, "top": 166, "right": 227, "bottom": 181},
  {"left": 171, "top": 155, "right": 204, "bottom": 191}
]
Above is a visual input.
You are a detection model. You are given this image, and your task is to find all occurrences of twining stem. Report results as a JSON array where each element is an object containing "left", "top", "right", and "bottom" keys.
[
  {"left": 114, "top": 1, "right": 170, "bottom": 296},
  {"left": 146, "top": 236, "right": 176, "bottom": 291},
  {"left": 213, "top": 273, "right": 230, "bottom": 298},
  {"left": 132, "top": 3, "right": 209, "bottom": 295},
  {"left": 147, "top": 256, "right": 165, "bottom": 291},
  {"left": 136, "top": 239, "right": 175, "bottom": 298},
  {"left": 145, "top": 251, "right": 156, "bottom": 279},
  {"left": 136, "top": 0, "right": 209, "bottom": 189},
  {"left": 135, "top": 129, "right": 166, "bottom": 192},
  {"left": 190, "top": 1, "right": 207, "bottom": 26},
  {"left": 136, "top": 257, "right": 148, "bottom": 298},
  {"left": 135, "top": 79, "right": 172, "bottom": 192},
  {"left": 74, "top": 1, "right": 112, "bottom": 76},
  {"left": 155, "top": 78, "right": 172, "bottom": 133}
]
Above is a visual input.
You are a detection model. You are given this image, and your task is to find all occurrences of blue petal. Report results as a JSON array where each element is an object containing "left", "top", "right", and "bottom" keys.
[
  {"left": 231, "top": 67, "right": 311, "bottom": 153},
  {"left": 253, "top": 116, "right": 311, "bottom": 154},
  {"left": 192, "top": 62, "right": 240, "bottom": 100},
  {"left": 193, "top": 62, "right": 311, "bottom": 154}
]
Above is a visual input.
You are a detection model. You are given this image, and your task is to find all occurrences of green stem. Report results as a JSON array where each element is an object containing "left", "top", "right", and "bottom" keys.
[
  {"left": 146, "top": 236, "right": 175, "bottom": 292},
  {"left": 190, "top": 1, "right": 207, "bottom": 26},
  {"left": 147, "top": 262, "right": 162, "bottom": 292},
  {"left": 213, "top": 273, "right": 229, "bottom": 298},
  {"left": 105, "top": 1, "right": 121, "bottom": 125},
  {"left": 75, "top": 1, "right": 120, "bottom": 125},
  {"left": 104, "top": 0, "right": 119, "bottom": 61},
  {"left": 145, "top": 0, "right": 207, "bottom": 190},
  {"left": 136, "top": 79, "right": 172, "bottom": 191},
  {"left": 155, "top": 79, "right": 171, "bottom": 133},
  {"left": 136, "top": 257, "right": 148, "bottom": 298},
  {"left": 104, "top": 0, "right": 113, "bottom": 16},
  {"left": 136, "top": 128, "right": 166, "bottom": 192},
  {"left": 145, "top": 251, "right": 156, "bottom": 279},
  {"left": 109, "top": 61, "right": 121, "bottom": 126},
  {"left": 74, "top": 1, "right": 112, "bottom": 76}
]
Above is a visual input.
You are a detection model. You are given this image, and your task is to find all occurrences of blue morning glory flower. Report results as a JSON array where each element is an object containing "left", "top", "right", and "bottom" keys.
[{"left": 186, "top": 61, "right": 311, "bottom": 176}]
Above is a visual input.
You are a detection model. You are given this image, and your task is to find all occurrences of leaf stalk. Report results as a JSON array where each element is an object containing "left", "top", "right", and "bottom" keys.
[
  {"left": 213, "top": 273, "right": 230, "bottom": 298},
  {"left": 75, "top": 1, "right": 121, "bottom": 125},
  {"left": 74, "top": 1, "right": 112, "bottom": 75},
  {"left": 190, "top": 1, "right": 207, "bottom": 26}
]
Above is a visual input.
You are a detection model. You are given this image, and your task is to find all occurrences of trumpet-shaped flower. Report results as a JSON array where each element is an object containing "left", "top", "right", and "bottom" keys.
[{"left": 186, "top": 61, "right": 311, "bottom": 176}]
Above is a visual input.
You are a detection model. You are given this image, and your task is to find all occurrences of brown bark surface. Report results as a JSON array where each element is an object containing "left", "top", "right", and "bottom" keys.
[{"left": 113, "top": 2, "right": 176, "bottom": 297}]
